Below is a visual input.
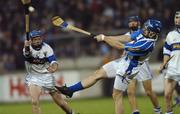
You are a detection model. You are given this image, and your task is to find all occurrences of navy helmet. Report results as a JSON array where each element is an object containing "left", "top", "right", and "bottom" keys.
[
  {"left": 128, "top": 16, "right": 140, "bottom": 22},
  {"left": 143, "top": 19, "right": 162, "bottom": 33},
  {"left": 29, "top": 30, "right": 43, "bottom": 50},
  {"left": 29, "top": 30, "right": 42, "bottom": 39}
]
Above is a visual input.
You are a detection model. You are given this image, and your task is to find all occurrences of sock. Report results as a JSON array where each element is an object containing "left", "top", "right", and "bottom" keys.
[
  {"left": 68, "top": 82, "right": 84, "bottom": 92},
  {"left": 165, "top": 111, "right": 173, "bottom": 114},
  {"left": 154, "top": 106, "right": 162, "bottom": 114},
  {"left": 66, "top": 110, "right": 74, "bottom": 114},
  {"left": 132, "top": 110, "right": 140, "bottom": 114},
  {"left": 174, "top": 97, "right": 180, "bottom": 104}
]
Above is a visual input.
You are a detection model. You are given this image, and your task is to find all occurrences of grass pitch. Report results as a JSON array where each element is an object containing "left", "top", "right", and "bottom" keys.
[{"left": 0, "top": 96, "right": 180, "bottom": 114}]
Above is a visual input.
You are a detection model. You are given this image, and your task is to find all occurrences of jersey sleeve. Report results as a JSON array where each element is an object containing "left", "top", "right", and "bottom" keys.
[
  {"left": 23, "top": 48, "right": 31, "bottom": 58},
  {"left": 125, "top": 40, "right": 153, "bottom": 52},
  {"left": 23, "top": 48, "right": 26, "bottom": 56},
  {"left": 130, "top": 30, "right": 141, "bottom": 41},
  {"left": 46, "top": 45, "right": 57, "bottom": 64},
  {"left": 163, "top": 33, "right": 172, "bottom": 56}
]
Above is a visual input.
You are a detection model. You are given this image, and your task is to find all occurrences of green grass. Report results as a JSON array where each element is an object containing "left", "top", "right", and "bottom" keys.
[{"left": 0, "top": 96, "right": 180, "bottom": 114}]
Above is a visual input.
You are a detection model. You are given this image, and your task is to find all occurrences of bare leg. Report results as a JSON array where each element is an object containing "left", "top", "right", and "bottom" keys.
[
  {"left": 55, "top": 67, "right": 109, "bottom": 97},
  {"left": 112, "top": 89, "right": 124, "bottom": 114},
  {"left": 28, "top": 84, "right": 42, "bottom": 114},
  {"left": 127, "top": 79, "right": 139, "bottom": 112},
  {"left": 143, "top": 79, "right": 159, "bottom": 107},
  {"left": 164, "top": 78, "right": 176, "bottom": 112},
  {"left": 81, "top": 68, "right": 108, "bottom": 88},
  {"left": 50, "top": 91, "right": 72, "bottom": 114}
]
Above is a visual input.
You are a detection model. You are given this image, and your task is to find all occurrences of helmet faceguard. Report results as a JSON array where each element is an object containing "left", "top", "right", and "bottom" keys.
[{"left": 29, "top": 30, "right": 43, "bottom": 51}]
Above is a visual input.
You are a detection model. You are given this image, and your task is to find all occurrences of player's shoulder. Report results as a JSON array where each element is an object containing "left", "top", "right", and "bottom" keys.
[
  {"left": 166, "top": 30, "right": 178, "bottom": 42},
  {"left": 133, "top": 29, "right": 142, "bottom": 35},
  {"left": 42, "top": 42, "right": 53, "bottom": 50},
  {"left": 42, "top": 42, "right": 50, "bottom": 47},
  {"left": 167, "top": 29, "right": 178, "bottom": 36},
  {"left": 131, "top": 29, "right": 143, "bottom": 40}
]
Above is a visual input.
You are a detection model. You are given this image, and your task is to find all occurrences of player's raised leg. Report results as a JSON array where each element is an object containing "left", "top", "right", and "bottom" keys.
[
  {"left": 142, "top": 80, "right": 162, "bottom": 114},
  {"left": 55, "top": 59, "right": 118, "bottom": 97},
  {"left": 55, "top": 67, "right": 108, "bottom": 97},
  {"left": 80, "top": 68, "right": 107, "bottom": 88},
  {"left": 127, "top": 80, "right": 140, "bottom": 114},
  {"left": 50, "top": 91, "right": 74, "bottom": 114},
  {"left": 28, "top": 84, "right": 42, "bottom": 114}
]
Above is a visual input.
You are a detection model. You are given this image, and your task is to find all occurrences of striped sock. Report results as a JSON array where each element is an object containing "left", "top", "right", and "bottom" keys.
[
  {"left": 165, "top": 111, "right": 173, "bottom": 114},
  {"left": 66, "top": 111, "right": 74, "bottom": 114},
  {"left": 154, "top": 106, "right": 162, "bottom": 114}
]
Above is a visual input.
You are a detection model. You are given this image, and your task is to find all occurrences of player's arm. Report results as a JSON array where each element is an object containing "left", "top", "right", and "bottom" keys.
[
  {"left": 103, "top": 35, "right": 132, "bottom": 43},
  {"left": 159, "top": 55, "right": 171, "bottom": 73},
  {"left": 159, "top": 37, "right": 172, "bottom": 72},
  {"left": 95, "top": 34, "right": 132, "bottom": 49},
  {"left": 47, "top": 62, "right": 58, "bottom": 73},
  {"left": 125, "top": 40, "right": 154, "bottom": 52},
  {"left": 23, "top": 40, "right": 31, "bottom": 57},
  {"left": 162, "top": 55, "right": 171, "bottom": 66},
  {"left": 46, "top": 46, "right": 59, "bottom": 73}
]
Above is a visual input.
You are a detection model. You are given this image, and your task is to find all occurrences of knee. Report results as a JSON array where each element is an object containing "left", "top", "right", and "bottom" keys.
[
  {"left": 127, "top": 89, "right": 135, "bottom": 97},
  {"left": 145, "top": 90, "right": 152, "bottom": 97},
  {"left": 57, "top": 100, "right": 65, "bottom": 107},
  {"left": 112, "top": 91, "right": 123, "bottom": 101},
  {"left": 93, "top": 69, "right": 104, "bottom": 80},
  {"left": 31, "top": 99, "right": 39, "bottom": 106},
  {"left": 51, "top": 92, "right": 66, "bottom": 107},
  {"left": 164, "top": 92, "right": 172, "bottom": 100}
]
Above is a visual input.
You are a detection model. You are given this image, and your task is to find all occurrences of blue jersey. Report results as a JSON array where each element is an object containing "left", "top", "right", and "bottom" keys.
[
  {"left": 124, "top": 29, "right": 155, "bottom": 60},
  {"left": 121, "top": 29, "right": 156, "bottom": 76}
]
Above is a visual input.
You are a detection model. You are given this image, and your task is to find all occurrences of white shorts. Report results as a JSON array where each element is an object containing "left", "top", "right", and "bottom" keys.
[
  {"left": 134, "top": 61, "right": 153, "bottom": 81},
  {"left": 165, "top": 66, "right": 180, "bottom": 82},
  {"left": 164, "top": 74, "right": 180, "bottom": 82},
  {"left": 103, "top": 59, "right": 152, "bottom": 81},
  {"left": 103, "top": 56, "right": 141, "bottom": 91},
  {"left": 25, "top": 73, "right": 56, "bottom": 92}
]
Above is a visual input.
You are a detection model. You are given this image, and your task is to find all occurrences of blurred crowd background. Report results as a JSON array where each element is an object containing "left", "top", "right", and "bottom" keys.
[{"left": 0, "top": 0, "right": 179, "bottom": 73}]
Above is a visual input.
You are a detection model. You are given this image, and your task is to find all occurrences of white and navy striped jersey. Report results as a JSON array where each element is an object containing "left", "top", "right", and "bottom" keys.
[
  {"left": 163, "top": 29, "right": 180, "bottom": 75},
  {"left": 23, "top": 43, "right": 57, "bottom": 75}
]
